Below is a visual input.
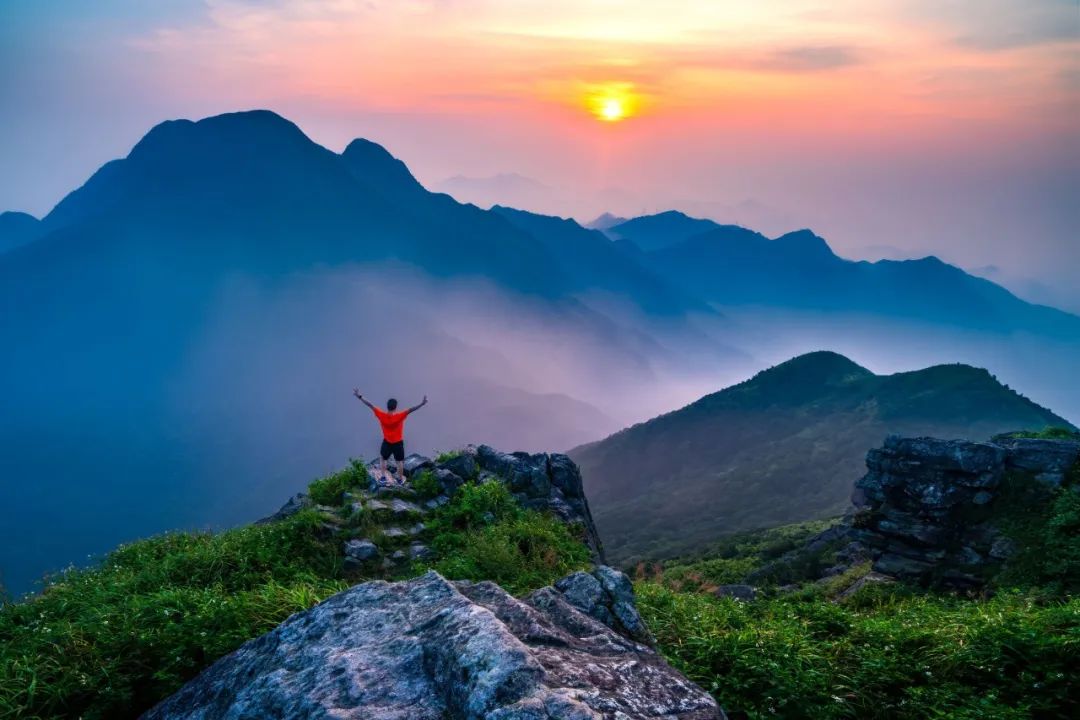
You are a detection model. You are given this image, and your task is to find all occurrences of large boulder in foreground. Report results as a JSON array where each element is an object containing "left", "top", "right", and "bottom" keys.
[{"left": 142, "top": 570, "right": 723, "bottom": 720}]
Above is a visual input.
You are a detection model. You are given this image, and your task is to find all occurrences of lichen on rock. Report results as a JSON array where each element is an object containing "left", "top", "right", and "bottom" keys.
[{"left": 141, "top": 570, "right": 724, "bottom": 720}]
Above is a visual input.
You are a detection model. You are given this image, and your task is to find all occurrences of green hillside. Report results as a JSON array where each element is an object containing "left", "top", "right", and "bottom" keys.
[
  {"left": 0, "top": 463, "right": 589, "bottom": 719},
  {"left": 571, "top": 351, "right": 1073, "bottom": 564},
  {"left": 635, "top": 514, "right": 1079, "bottom": 720}
]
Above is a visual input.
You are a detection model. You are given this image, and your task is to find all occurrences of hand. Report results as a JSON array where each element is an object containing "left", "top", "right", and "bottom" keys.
[
  {"left": 422, "top": 395, "right": 428, "bottom": 405},
  {"left": 353, "top": 388, "right": 362, "bottom": 399}
]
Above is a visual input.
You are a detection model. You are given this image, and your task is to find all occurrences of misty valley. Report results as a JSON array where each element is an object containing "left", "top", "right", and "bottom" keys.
[
  {"left": 1, "top": 109, "right": 1078, "bottom": 720},
  {"left": 6, "top": 0, "right": 1080, "bottom": 715},
  {"left": 2, "top": 110, "right": 1078, "bottom": 597}
]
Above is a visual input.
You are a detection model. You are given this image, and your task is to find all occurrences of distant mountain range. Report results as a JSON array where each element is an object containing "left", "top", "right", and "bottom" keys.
[
  {"left": 2, "top": 109, "right": 1078, "bottom": 594},
  {"left": 0, "top": 111, "right": 751, "bottom": 594},
  {"left": 491, "top": 205, "right": 706, "bottom": 317},
  {"left": 5, "top": 111, "right": 1075, "bottom": 344},
  {"left": 583, "top": 212, "right": 628, "bottom": 231},
  {"left": 602, "top": 209, "right": 721, "bottom": 251},
  {"left": 599, "top": 211, "right": 1080, "bottom": 337},
  {"left": 570, "top": 351, "right": 1074, "bottom": 564}
]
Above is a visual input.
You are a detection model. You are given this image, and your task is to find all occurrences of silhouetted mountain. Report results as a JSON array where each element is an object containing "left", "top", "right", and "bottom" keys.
[
  {"left": 0, "top": 110, "right": 601, "bottom": 454},
  {"left": 21, "top": 110, "right": 561, "bottom": 294},
  {"left": 603, "top": 209, "right": 1080, "bottom": 336},
  {"left": 632, "top": 217, "right": 1080, "bottom": 336},
  {"left": 584, "top": 212, "right": 628, "bottom": 232},
  {"left": 0, "top": 110, "right": 725, "bottom": 595},
  {"left": 571, "top": 351, "right": 1073, "bottom": 563},
  {"left": 3, "top": 109, "right": 1078, "bottom": 595},
  {"left": 491, "top": 206, "right": 709, "bottom": 317},
  {"left": 606, "top": 210, "right": 723, "bottom": 251},
  {"left": 340, "top": 138, "right": 429, "bottom": 200},
  {"left": 0, "top": 211, "right": 42, "bottom": 253}
]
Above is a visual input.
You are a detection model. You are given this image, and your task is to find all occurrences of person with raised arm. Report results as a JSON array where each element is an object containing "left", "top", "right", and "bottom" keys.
[{"left": 353, "top": 389, "right": 427, "bottom": 484}]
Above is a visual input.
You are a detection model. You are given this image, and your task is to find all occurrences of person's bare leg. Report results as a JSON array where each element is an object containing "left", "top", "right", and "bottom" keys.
[
  {"left": 396, "top": 458, "right": 405, "bottom": 484},
  {"left": 380, "top": 457, "right": 388, "bottom": 482}
]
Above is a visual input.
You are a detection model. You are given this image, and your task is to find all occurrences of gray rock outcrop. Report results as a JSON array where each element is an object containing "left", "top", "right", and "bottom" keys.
[
  {"left": 743, "top": 432, "right": 1079, "bottom": 591},
  {"left": 142, "top": 570, "right": 724, "bottom": 720},
  {"left": 554, "top": 565, "right": 653, "bottom": 646},
  {"left": 392, "top": 445, "right": 606, "bottom": 563},
  {"left": 852, "top": 434, "right": 1080, "bottom": 588},
  {"left": 255, "top": 492, "right": 311, "bottom": 524},
  {"left": 342, "top": 539, "right": 379, "bottom": 571},
  {"left": 259, "top": 446, "right": 606, "bottom": 573},
  {"left": 992, "top": 433, "right": 1080, "bottom": 487}
]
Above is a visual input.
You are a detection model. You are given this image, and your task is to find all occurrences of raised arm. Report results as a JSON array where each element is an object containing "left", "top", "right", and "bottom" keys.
[
  {"left": 353, "top": 388, "right": 376, "bottom": 410},
  {"left": 407, "top": 395, "right": 428, "bottom": 414}
]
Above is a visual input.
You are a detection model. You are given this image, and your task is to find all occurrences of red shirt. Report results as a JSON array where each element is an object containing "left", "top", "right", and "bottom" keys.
[{"left": 372, "top": 408, "right": 409, "bottom": 443}]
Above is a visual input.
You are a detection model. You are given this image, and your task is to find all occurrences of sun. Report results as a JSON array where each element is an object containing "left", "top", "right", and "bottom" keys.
[
  {"left": 600, "top": 97, "right": 626, "bottom": 122},
  {"left": 585, "top": 83, "right": 639, "bottom": 123}
]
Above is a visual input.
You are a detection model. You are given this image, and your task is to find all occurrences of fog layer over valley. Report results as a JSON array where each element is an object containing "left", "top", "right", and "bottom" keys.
[
  {"left": 2, "top": 110, "right": 1078, "bottom": 596},
  {"left": 1, "top": 264, "right": 740, "bottom": 596}
]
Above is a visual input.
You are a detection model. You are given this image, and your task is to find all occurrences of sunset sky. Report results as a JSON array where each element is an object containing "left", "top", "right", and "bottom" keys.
[{"left": 2, "top": 1, "right": 1078, "bottom": 308}]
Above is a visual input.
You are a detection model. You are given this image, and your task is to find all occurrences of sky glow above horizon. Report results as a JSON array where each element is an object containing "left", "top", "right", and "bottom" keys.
[{"left": 2, "top": 0, "right": 1078, "bottom": 308}]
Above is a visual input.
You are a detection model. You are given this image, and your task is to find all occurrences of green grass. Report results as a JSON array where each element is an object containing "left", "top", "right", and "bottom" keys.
[
  {"left": 433, "top": 449, "right": 462, "bottom": 464},
  {"left": 0, "top": 509, "right": 347, "bottom": 720},
  {"left": 993, "top": 472, "right": 1080, "bottom": 594},
  {"left": 410, "top": 468, "right": 441, "bottom": 499},
  {"left": 0, "top": 466, "right": 591, "bottom": 719},
  {"left": 306, "top": 458, "right": 368, "bottom": 506},
  {"left": 1000, "top": 427, "right": 1080, "bottom": 440},
  {"left": 637, "top": 581, "right": 1079, "bottom": 720},
  {"left": 5, "top": 449, "right": 1076, "bottom": 720},
  {"left": 635, "top": 478, "right": 1080, "bottom": 719},
  {"left": 652, "top": 518, "right": 839, "bottom": 591},
  {"left": 416, "top": 480, "right": 591, "bottom": 595}
]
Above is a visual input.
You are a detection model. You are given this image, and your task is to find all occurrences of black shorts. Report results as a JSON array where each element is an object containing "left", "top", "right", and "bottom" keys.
[{"left": 380, "top": 439, "right": 405, "bottom": 462}]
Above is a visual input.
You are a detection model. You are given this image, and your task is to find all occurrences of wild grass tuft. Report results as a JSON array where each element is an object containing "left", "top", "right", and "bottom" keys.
[
  {"left": 410, "top": 469, "right": 441, "bottom": 499},
  {"left": 307, "top": 458, "right": 368, "bottom": 506},
  {"left": 1003, "top": 427, "right": 1080, "bottom": 440},
  {"left": 994, "top": 473, "right": 1080, "bottom": 594},
  {"left": 417, "top": 480, "right": 591, "bottom": 595},
  {"left": 637, "top": 581, "right": 1078, "bottom": 720},
  {"left": 0, "top": 509, "right": 348, "bottom": 720},
  {"left": 0, "top": 460, "right": 595, "bottom": 719},
  {"left": 649, "top": 518, "right": 839, "bottom": 591},
  {"left": 434, "top": 449, "right": 463, "bottom": 464}
]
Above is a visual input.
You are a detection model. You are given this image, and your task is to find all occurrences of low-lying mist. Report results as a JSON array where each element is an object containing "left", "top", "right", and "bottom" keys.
[
  {"left": 0, "top": 264, "right": 731, "bottom": 595},
  {"left": 3, "top": 263, "right": 1076, "bottom": 597}
]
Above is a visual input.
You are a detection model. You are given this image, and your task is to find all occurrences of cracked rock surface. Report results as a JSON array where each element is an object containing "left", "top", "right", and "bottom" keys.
[{"left": 142, "top": 570, "right": 724, "bottom": 720}]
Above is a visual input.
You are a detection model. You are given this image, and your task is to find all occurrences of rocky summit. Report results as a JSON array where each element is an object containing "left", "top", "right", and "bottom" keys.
[
  {"left": 138, "top": 447, "right": 725, "bottom": 718},
  {"left": 142, "top": 569, "right": 724, "bottom": 720},
  {"left": 262, "top": 445, "right": 606, "bottom": 574},
  {"left": 850, "top": 433, "right": 1080, "bottom": 587}
]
